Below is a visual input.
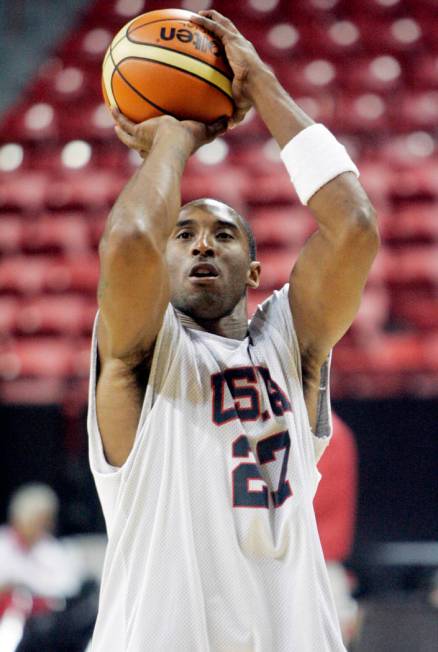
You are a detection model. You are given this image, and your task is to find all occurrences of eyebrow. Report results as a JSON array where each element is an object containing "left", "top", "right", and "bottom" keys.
[{"left": 175, "top": 218, "right": 239, "bottom": 231}]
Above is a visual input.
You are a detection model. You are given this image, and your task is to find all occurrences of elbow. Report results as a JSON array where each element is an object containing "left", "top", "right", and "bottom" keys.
[
  {"left": 347, "top": 204, "right": 380, "bottom": 256},
  {"left": 100, "top": 223, "right": 158, "bottom": 258}
]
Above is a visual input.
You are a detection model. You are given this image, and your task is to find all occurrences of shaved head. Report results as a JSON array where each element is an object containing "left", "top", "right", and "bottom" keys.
[{"left": 181, "top": 198, "right": 257, "bottom": 262}]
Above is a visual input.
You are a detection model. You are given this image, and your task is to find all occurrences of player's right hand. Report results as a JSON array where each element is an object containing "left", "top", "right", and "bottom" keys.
[
  {"left": 112, "top": 109, "right": 227, "bottom": 158},
  {"left": 191, "top": 10, "right": 266, "bottom": 128}
]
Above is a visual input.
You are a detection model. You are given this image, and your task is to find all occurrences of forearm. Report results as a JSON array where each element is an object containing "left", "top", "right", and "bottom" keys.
[
  {"left": 248, "top": 68, "right": 313, "bottom": 148},
  {"left": 102, "top": 129, "right": 192, "bottom": 250},
  {"left": 248, "top": 69, "right": 375, "bottom": 232}
]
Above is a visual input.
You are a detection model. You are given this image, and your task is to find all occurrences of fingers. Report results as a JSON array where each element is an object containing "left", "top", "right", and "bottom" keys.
[
  {"left": 228, "top": 110, "right": 246, "bottom": 130},
  {"left": 210, "top": 115, "right": 229, "bottom": 133},
  {"left": 111, "top": 107, "right": 136, "bottom": 135},
  {"left": 114, "top": 125, "right": 140, "bottom": 150},
  {"left": 190, "top": 13, "right": 233, "bottom": 41},
  {"left": 198, "top": 9, "right": 239, "bottom": 34}
]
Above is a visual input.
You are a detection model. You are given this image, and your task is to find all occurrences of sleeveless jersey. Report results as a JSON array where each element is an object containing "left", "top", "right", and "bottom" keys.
[{"left": 87, "top": 285, "right": 346, "bottom": 652}]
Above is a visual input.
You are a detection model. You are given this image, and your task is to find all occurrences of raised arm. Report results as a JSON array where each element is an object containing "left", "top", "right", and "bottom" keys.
[
  {"left": 96, "top": 113, "right": 224, "bottom": 465},
  {"left": 193, "top": 11, "right": 379, "bottom": 367},
  {"left": 98, "top": 114, "right": 203, "bottom": 363},
  {"left": 245, "top": 74, "right": 379, "bottom": 368}
]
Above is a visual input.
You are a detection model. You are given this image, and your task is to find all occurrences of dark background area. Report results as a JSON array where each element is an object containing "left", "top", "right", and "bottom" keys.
[{"left": 1, "top": 397, "right": 436, "bottom": 548}]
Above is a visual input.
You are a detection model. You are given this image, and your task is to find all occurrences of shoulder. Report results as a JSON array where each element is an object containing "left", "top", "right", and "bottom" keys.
[{"left": 250, "top": 284, "right": 298, "bottom": 351}]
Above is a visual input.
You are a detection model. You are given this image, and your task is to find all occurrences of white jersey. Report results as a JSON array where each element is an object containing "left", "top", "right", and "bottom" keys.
[{"left": 87, "top": 285, "right": 345, "bottom": 652}]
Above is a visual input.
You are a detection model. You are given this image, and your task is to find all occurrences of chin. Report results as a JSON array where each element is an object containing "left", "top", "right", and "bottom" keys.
[{"left": 173, "top": 291, "right": 235, "bottom": 322}]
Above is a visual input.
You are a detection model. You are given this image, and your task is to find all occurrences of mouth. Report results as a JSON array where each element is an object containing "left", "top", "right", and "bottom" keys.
[{"left": 189, "top": 263, "right": 220, "bottom": 281}]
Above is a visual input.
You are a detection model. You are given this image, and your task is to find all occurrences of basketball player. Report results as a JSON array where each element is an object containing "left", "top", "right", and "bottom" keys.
[{"left": 88, "top": 10, "right": 379, "bottom": 651}]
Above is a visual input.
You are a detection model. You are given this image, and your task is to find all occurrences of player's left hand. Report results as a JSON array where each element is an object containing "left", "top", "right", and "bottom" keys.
[
  {"left": 191, "top": 10, "right": 267, "bottom": 128},
  {"left": 112, "top": 109, "right": 228, "bottom": 158}
]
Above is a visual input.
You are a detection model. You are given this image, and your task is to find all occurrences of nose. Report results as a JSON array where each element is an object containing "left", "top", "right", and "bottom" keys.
[{"left": 191, "top": 232, "right": 215, "bottom": 257}]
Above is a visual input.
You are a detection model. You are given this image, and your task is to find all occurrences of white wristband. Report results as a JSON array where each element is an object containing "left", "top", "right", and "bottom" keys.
[{"left": 280, "top": 124, "right": 360, "bottom": 205}]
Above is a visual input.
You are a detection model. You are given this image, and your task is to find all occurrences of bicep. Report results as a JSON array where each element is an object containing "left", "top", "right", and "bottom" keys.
[
  {"left": 289, "top": 208, "right": 378, "bottom": 362},
  {"left": 98, "top": 228, "right": 170, "bottom": 360}
]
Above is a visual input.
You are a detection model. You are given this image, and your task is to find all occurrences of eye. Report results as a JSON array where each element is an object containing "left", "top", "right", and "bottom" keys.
[
  {"left": 176, "top": 230, "right": 193, "bottom": 240},
  {"left": 216, "top": 231, "right": 233, "bottom": 240}
]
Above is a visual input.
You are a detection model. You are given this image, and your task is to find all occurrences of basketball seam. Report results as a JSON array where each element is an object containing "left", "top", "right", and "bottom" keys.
[
  {"left": 117, "top": 56, "right": 234, "bottom": 111},
  {"left": 125, "top": 34, "right": 233, "bottom": 82},
  {"left": 111, "top": 53, "right": 180, "bottom": 119},
  {"left": 103, "top": 15, "right": 139, "bottom": 69},
  {"left": 111, "top": 40, "right": 233, "bottom": 98}
]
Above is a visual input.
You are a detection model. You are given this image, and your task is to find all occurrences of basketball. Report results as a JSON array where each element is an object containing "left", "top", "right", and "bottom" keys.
[{"left": 101, "top": 8, "right": 235, "bottom": 124}]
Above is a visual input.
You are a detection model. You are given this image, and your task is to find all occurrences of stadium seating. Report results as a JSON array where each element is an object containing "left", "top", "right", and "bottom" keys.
[{"left": 0, "top": 0, "right": 437, "bottom": 402}]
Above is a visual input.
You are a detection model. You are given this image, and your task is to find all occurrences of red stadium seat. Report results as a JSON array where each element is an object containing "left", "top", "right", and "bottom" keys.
[
  {"left": 349, "top": 285, "right": 390, "bottom": 341},
  {"left": 339, "top": 55, "right": 403, "bottom": 93},
  {"left": 419, "top": 14, "right": 438, "bottom": 53},
  {"left": 45, "top": 256, "right": 99, "bottom": 293},
  {"left": 252, "top": 22, "right": 302, "bottom": 60},
  {"left": 396, "top": 91, "right": 438, "bottom": 131},
  {"left": 378, "top": 136, "right": 436, "bottom": 171},
  {"left": 392, "top": 294, "right": 438, "bottom": 331},
  {"left": 348, "top": 160, "right": 393, "bottom": 206},
  {"left": 356, "top": 17, "right": 423, "bottom": 54},
  {"left": 0, "top": 339, "right": 74, "bottom": 379},
  {"left": 57, "top": 102, "right": 115, "bottom": 141},
  {"left": 344, "top": 0, "right": 405, "bottom": 18},
  {"left": 258, "top": 250, "right": 298, "bottom": 290},
  {"left": 385, "top": 247, "right": 438, "bottom": 286},
  {"left": 58, "top": 26, "right": 113, "bottom": 65},
  {"left": 0, "top": 377, "right": 66, "bottom": 404},
  {"left": 276, "top": 58, "right": 338, "bottom": 96},
  {"left": 388, "top": 160, "right": 438, "bottom": 202},
  {"left": 23, "top": 215, "right": 90, "bottom": 254},
  {"left": 230, "top": 142, "right": 298, "bottom": 204},
  {"left": 0, "top": 217, "right": 24, "bottom": 253},
  {"left": 300, "top": 20, "right": 362, "bottom": 59},
  {"left": 28, "top": 64, "right": 96, "bottom": 106},
  {"left": 0, "top": 171, "right": 49, "bottom": 211},
  {"left": 16, "top": 296, "right": 95, "bottom": 336},
  {"left": 0, "top": 298, "right": 19, "bottom": 335},
  {"left": 0, "top": 102, "right": 59, "bottom": 142},
  {"left": 334, "top": 333, "right": 424, "bottom": 374},
  {"left": 46, "top": 169, "right": 126, "bottom": 209},
  {"left": 383, "top": 204, "right": 438, "bottom": 242},
  {"left": 0, "top": 257, "right": 49, "bottom": 295},
  {"left": 406, "top": 54, "right": 438, "bottom": 88},
  {"left": 250, "top": 206, "right": 315, "bottom": 248},
  {"left": 335, "top": 93, "right": 389, "bottom": 134},
  {"left": 0, "top": 255, "right": 99, "bottom": 295},
  {"left": 293, "top": 94, "right": 336, "bottom": 129}
]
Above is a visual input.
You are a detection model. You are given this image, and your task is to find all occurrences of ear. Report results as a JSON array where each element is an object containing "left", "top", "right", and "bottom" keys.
[{"left": 246, "top": 261, "right": 261, "bottom": 289}]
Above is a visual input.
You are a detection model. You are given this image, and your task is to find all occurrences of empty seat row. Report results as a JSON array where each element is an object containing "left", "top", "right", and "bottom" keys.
[
  {"left": 57, "top": 13, "right": 438, "bottom": 69},
  {"left": 2, "top": 331, "right": 437, "bottom": 384},
  {"left": 0, "top": 296, "right": 96, "bottom": 336},
  {"left": 0, "top": 245, "right": 436, "bottom": 298},
  {"left": 0, "top": 169, "right": 127, "bottom": 210},
  {"left": 1, "top": 206, "right": 436, "bottom": 260},
  {"left": 0, "top": 256, "right": 99, "bottom": 294},
  {"left": 0, "top": 338, "right": 91, "bottom": 380}
]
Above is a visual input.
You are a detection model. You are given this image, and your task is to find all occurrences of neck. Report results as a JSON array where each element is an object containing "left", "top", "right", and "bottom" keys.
[{"left": 175, "top": 296, "right": 249, "bottom": 340}]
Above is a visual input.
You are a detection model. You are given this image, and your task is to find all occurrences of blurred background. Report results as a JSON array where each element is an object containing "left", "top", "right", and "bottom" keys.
[{"left": 0, "top": 0, "right": 437, "bottom": 650}]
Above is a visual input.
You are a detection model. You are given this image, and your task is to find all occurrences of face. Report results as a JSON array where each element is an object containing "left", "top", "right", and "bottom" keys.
[
  {"left": 166, "top": 201, "right": 260, "bottom": 321},
  {"left": 15, "top": 509, "right": 55, "bottom": 546}
]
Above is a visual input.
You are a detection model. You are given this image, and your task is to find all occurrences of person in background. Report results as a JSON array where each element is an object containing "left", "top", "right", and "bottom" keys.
[
  {"left": 0, "top": 483, "right": 93, "bottom": 652},
  {"left": 314, "top": 412, "right": 359, "bottom": 648}
]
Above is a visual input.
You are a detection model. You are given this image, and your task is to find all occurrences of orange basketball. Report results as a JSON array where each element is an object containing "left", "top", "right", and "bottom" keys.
[{"left": 102, "top": 8, "right": 235, "bottom": 124}]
